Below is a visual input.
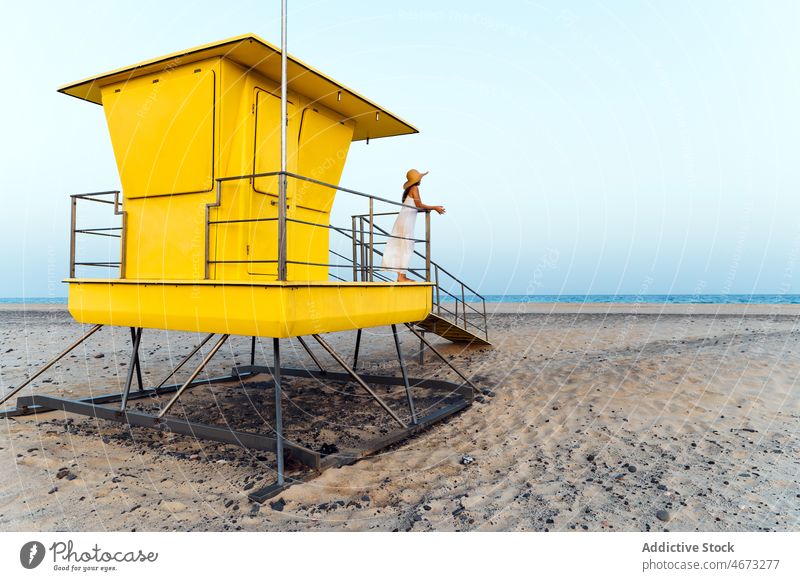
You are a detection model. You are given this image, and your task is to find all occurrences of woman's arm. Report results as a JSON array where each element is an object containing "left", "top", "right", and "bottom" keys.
[{"left": 408, "top": 187, "right": 446, "bottom": 214}]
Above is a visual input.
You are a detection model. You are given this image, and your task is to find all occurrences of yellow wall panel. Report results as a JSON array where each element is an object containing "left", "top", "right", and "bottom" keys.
[{"left": 102, "top": 64, "right": 217, "bottom": 199}]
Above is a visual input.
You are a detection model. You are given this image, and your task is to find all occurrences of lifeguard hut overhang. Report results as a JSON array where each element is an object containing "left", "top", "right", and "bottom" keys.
[{"left": 59, "top": 33, "right": 418, "bottom": 141}]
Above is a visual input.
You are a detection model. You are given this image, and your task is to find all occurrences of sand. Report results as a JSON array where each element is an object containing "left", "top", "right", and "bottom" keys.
[{"left": 0, "top": 303, "right": 798, "bottom": 532}]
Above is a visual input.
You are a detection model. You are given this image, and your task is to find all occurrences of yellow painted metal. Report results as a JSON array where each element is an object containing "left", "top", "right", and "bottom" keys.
[
  {"left": 101, "top": 66, "right": 217, "bottom": 198},
  {"left": 62, "top": 35, "right": 430, "bottom": 338},
  {"left": 59, "top": 33, "right": 416, "bottom": 141},
  {"left": 67, "top": 280, "right": 433, "bottom": 338}
]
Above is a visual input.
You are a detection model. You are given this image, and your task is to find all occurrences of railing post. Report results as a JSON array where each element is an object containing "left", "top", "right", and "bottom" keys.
[
  {"left": 482, "top": 297, "right": 488, "bottom": 341},
  {"left": 352, "top": 216, "right": 358, "bottom": 282},
  {"left": 368, "top": 197, "right": 374, "bottom": 282},
  {"left": 435, "top": 265, "right": 441, "bottom": 315},
  {"left": 114, "top": 191, "right": 127, "bottom": 280},
  {"left": 277, "top": 172, "right": 287, "bottom": 281},
  {"left": 69, "top": 196, "right": 77, "bottom": 278},
  {"left": 359, "top": 216, "right": 366, "bottom": 281},
  {"left": 425, "top": 210, "right": 431, "bottom": 282},
  {"left": 461, "top": 283, "right": 467, "bottom": 329},
  {"left": 119, "top": 210, "right": 127, "bottom": 279},
  {"left": 278, "top": 0, "right": 288, "bottom": 282},
  {"left": 203, "top": 180, "right": 217, "bottom": 280}
]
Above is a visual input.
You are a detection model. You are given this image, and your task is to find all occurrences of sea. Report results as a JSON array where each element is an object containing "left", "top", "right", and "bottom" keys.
[{"left": 5, "top": 295, "right": 800, "bottom": 305}]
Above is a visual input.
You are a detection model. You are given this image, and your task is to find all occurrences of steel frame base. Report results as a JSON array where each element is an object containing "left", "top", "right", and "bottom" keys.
[
  {"left": 3, "top": 365, "right": 472, "bottom": 504},
  {"left": 233, "top": 364, "right": 472, "bottom": 503},
  {"left": 0, "top": 373, "right": 248, "bottom": 419}
]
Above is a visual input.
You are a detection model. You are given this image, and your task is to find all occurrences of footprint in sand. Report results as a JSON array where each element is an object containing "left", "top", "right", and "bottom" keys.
[{"left": 160, "top": 500, "right": 187, "bottom": 513}]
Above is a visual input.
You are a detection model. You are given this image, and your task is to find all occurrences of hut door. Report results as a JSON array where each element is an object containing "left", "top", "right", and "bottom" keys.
[{"left": 250, "top": 89, "right": 295, "bottom": 276}]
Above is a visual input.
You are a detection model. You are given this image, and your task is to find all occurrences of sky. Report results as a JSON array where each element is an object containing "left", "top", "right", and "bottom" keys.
[{"left": 1, "top": 0, "right": 799, "bottom": 297}]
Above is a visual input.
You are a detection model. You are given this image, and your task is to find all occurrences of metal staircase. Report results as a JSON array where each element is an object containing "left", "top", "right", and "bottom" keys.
[{"left": 349, "top": 212, "right": 490, "bottom": 346}]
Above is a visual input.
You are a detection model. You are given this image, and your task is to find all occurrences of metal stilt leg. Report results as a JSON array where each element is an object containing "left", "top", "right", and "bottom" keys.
[
  {"left": 129, "top": 327, "right": 144, "bottom": 391},
  {"left": 153, "top": 333, "right": 215, "bottom": 393},
  {"left": 296, "top": 336, "right": 326, "bottom": 374},
  {"left": 352, "top": 328, "right": 362, "bottom": 370},
  {"left": 418, "top": 330, "right": 425, "bottom": 365},
  {"left": 120, "top": 327, "right": 143, "bottom": 412},
  {"left": 157, "top": 334, "right": 229, "bottom": 419},
  {"left": 250, "top": 336, "right": 257, "bottom": 366},
  {"left": 404, "top": 324, "right": 479, "bottom": 393},
  {"left": 392, "top": 325, "right": 417, "bottom": 424},
  {"left": 0, "top": 324, "right": 103, "bottom": 407},
  {"left": 312, "top": 333, "right": 407, "bottom": 428},
  {"left": 273, "top": 338, "right": 285, "bottom": 486}
]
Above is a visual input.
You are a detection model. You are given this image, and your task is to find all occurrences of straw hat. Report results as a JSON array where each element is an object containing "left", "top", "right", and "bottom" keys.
[{"left": 403, "top": 169, "right": 428, "bottom": 190}]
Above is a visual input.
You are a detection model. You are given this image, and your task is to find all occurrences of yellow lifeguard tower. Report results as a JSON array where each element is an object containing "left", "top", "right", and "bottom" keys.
[{"left": 2, "top": 34, "right": 490, "bottom": 501}]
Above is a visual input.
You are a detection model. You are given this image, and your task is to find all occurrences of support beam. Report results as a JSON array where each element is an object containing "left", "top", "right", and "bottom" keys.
[
  {"left": 129, "top": 327, "right": 144, "bottom": 391},
  {"left": 250, "top": 336, "right": 257, "bottom": 366},
  {"left": 352, "top": 328, "right": 362, "bottom": 371},
  {"left": 248, "top": 397, "right": 471, "bottom": 504},
  {"left": 153, "top": 333, "right": 215, "bottom": 393},
  {"left": 120, "top": 327, "right": 143, "bottom": 412},
  {"left": 236, "top": 365, "right": 472, "bottom": 401},
  {"left": 312, "top": 334, "right": 407, "bottom": 428},
  {"left": 296, "top": 336, "right": 326, "bottom": 374},
  {"left": 18, "top": 394, "right": 319, "bottom": 469},
  {"left": 0, "top": 324, "right": 102, "bottom": 407},
  {"left": 404, "top": 324, "right": 479, "bottom": 393},
  {"left": 157, "top": 334, "right": 229, "bottom": 419},
  {"left": 392, "top": 325, "right": 417, "bottom": 424},
  {"left": 273, "top": 338, "right": 285, "bottom": 486}
]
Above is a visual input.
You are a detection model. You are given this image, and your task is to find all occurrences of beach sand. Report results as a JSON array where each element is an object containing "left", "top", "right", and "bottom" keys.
[{"left": 1, "top": 303, "right": 798, "bottom": 532}]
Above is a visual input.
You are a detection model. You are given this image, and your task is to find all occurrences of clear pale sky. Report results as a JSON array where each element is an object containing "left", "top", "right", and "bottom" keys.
[{"left": 1, "top": 0, "right": 799, "bottom": 297}]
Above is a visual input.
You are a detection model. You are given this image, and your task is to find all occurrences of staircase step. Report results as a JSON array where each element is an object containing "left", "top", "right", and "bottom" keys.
[{"left": 415, "top": 312, "right": 491, "bottom": 345}]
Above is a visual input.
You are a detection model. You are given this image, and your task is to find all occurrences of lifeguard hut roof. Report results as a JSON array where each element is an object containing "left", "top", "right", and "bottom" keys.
[{"left": 58, "top": 33, "right": 418, "bottom": 142}]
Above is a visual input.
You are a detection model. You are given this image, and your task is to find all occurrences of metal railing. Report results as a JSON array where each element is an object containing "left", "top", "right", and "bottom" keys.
[
  {"left": 351, "top": 212, "right": 488, "bottom": 341},
  {"left": 204, "top": 171, "right": 432, "bottom": 283},
  {"left": 69, "top": 190, "right": 126, "bottom": 278},
  {"left": 66, "top": 173, "right": 487, "bottom": 341}
]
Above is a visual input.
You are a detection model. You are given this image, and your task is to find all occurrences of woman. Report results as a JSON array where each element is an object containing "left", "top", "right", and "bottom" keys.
[{"left": 381, "top": 169, "right": 446, "bottom": 282}]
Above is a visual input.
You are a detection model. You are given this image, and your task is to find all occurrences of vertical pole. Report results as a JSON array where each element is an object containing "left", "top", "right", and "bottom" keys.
[
  {"left": 130, "top": 327, "right": 144, "bottom": 391},
  {"left": 250, "top": 336, "right": 257, "bottom": 366},
  {"left": 119, "top": 210, "right": 127, "bottom": 279},
  {"left": 277, "top": 0, "right": 288, "bottom": 282},
  {"left": 359, "top": 217, "right": 366, "bottom": 281},
  {"left": 462, "top": 284, "right": 467, "bottom": 329},
  {"left": 205, "top": 181, "right": 219, "bottom": 280},
  {"left": 352, "top": 328, "right": 362, "bottom": 371},
  {"left": 120, "top": 327, "right": 143, "bottom": 412},
  {"left": 351, "top": 216, "right": 358, "bottom": 282},
  {"left": 69, "top": 197, "right": 77, "bottom": 278},
  {"left": 435, "top": 265, "right": 441, "bottom": 315},
  {"left": 425, "top": 210, "right": 431, "bottom": 281},
  {"left": 273, "top": 338, "right": 285, "bottom": 485},
  {"left": 114, "top": 191, "right": 127, "bottom": 279},
  {"left": 392, "top": 325, "right": 417, "bottom": 424},
  {"left": 483, "top": 298, "right": 488, "bottom": 341},
  {"left": 418, "top": 331, "right": 424, "bottom": 365},
  {"left": 368, "top": 198, "right": 374, "bottom": 281}
]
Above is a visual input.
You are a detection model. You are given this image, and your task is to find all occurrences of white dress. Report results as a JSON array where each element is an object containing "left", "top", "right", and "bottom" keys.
[{"left": 381, "top": 196, "right": 418, "bottom": 274}]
